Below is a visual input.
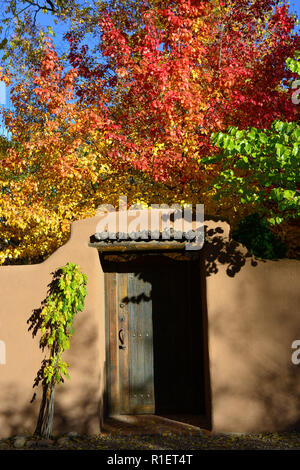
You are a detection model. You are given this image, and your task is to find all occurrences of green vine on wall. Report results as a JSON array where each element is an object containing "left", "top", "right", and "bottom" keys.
[{"left": 28, "top": 262, "right": 88, "bottom": 438}]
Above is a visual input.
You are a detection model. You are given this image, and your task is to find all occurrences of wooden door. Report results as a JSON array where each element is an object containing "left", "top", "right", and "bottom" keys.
[
  {"left": 104, "top": 253, "right": 205, "bottom": 417},
  {"left": 105, "top": 270, "right": 155, "bottom": 414}
]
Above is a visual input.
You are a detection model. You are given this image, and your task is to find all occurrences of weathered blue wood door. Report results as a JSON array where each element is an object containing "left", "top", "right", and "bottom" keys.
[
  {"left": 105, "top": 270, "right": 155, "bottom": 414},
  {"left": 127, "top": 272, "right": 155, "bottom": 413}
]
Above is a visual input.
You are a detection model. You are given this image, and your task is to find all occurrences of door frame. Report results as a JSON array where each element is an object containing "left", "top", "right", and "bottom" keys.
[{"left": 100, "top": 249, "right": 212, "bottom": 429}]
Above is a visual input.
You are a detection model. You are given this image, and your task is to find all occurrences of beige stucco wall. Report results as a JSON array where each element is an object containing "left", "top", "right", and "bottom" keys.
[
  {"left": 207, "top": 256, "right": 300, "bottom": 433},
  {"left": 0, "top": 215, "right": 105, "bottom": 437},
  {"left": 0, "top": 214, "right": 299, "bottom": 436}
]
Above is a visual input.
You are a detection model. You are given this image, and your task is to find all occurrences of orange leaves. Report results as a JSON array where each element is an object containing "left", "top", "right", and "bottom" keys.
[
  {"left": 0, "top": 39, "right": 113, "bottom": 265},
  {"left": 0, "top": 0, "right": 298, "bottom": 264},
  {"left": 32, "top": 41, "right": 78, "bottom": 114}
]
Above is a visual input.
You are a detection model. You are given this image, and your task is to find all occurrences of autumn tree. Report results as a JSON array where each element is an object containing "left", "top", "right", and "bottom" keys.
[
  {"left": 0, "top": 0, "right": 299, "bottom": 263},
  {"left": 205, "top": 53, "right": 300, "bottom": 258}
]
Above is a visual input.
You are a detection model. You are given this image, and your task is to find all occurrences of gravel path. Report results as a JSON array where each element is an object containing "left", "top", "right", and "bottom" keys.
[{"left": 1, "top": 432, "right": 300, "bottom": 450}]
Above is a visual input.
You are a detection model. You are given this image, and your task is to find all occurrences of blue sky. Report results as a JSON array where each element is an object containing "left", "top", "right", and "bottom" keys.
[
  {"left": 0, "top": 0, "right": 300, "bottom": 137},
  {"left": 291, "top": 0, "right": 300, "bottom": 34},
  {"left": 292, "top": 0, "right": 300, "bottom": 18}
]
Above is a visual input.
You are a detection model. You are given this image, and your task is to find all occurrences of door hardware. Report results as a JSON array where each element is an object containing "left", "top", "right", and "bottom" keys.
[{"left": 119, "top": 328, "right": 126, "bottom": 349}]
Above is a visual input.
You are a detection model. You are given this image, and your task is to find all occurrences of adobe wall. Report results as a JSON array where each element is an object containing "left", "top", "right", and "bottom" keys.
[
  {"left": 0, "top": 215, "right": 105, "bottom": 437},
  {"left": 0, "top": 214, "right": 299, "bottom": 436},
  {"left": 207, "top": 255, "right": 300, "bottom": 432}
]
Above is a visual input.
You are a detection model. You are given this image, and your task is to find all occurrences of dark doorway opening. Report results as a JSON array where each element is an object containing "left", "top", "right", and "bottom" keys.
[{"left": 151, "top": 258, "right": 205, "bottom": 416}]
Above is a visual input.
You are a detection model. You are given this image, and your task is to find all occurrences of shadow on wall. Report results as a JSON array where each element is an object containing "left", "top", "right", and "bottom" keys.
[
  {"left": 4, "top": 305, "right": 103, "bottom": 436},
  {"left": 93, "top": 223, "right": 261, "bottom": 279},
  {"left": 204, "top": 226, "right": 259, "bottom": 278},
  {"left": 255, "top": 365, "right": 300, "bottom": 431},
  {"left": 50, "top": 312, "right": 103, "bottom": 436},
  {"left": 0, "top": 386, "right": 40, "bottom": 436},
  {"left": 0, "top": 383, "right": 102, "bottom": 437},
  {"left": 213, "top": 352, "right": 300, "bottom": 432},
  {"left": 209, "top": 258, "right": 300, "bottom": 432}
]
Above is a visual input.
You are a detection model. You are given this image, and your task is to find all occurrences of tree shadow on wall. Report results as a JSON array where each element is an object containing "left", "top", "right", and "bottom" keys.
[
  {"left": 204, "top": 226, "right": 259, "bottom": 278},
  {"left": 93, "top": 224, "right": 262, "bottom": 279},
  {"left": 213, "top": 345, "right": 300, "bottom": 432},
  {"left": 0, "top": 386, "right": 40, "bottom": 437},
  {"left": 0, "top": 383, "right": 102, "bottom": 437}
]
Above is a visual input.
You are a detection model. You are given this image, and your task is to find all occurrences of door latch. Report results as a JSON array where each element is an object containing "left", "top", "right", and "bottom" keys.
[{"left": 119, "top": 328, "right": 126, "bottom": 349}]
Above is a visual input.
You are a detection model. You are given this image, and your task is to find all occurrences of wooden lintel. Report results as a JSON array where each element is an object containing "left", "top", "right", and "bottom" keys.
[{"left": 88, "top": 241, "right": 191, "bottom": 252}]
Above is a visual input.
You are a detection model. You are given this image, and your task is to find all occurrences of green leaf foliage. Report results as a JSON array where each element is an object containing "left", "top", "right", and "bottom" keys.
[
  {"left": 208, "top": 54, "right": 300, "bottom": 230},
  {"left": 232, "top": 213, "right": 287, "bottom": 260},
  {"left": 210, "top": 119, "right": 300, "bottom": 225},
  {"left": 32, "top": 262, "right": 88, "bottom": 387}
]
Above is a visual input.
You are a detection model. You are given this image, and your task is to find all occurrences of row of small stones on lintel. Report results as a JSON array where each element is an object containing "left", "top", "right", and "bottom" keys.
[{"left": 91, "top": 229, "right": 204, "bottom": 242}]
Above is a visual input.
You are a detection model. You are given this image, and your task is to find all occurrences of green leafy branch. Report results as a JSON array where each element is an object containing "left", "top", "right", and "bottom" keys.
[
  {"left": 205, "top": 53, "right": 300, "bottom": 228},
  {"left": 27, "top": 261, "right": 88, "bottom": 437},
  {"left": 36, "top": 262, "right": 87, "bottom": 385}
]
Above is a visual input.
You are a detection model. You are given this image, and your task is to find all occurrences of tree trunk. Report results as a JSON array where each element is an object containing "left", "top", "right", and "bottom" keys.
[{"left": 34, "top": 382, "right": 55, "bottom": 438}]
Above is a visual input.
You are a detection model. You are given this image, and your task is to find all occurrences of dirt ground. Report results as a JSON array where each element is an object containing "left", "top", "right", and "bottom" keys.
[
  {"left": 2, "top": 431, "right": 300, "bottom": 450},
  {"left": 1, "top": 415, "right": 300, "bottom": 450}
]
